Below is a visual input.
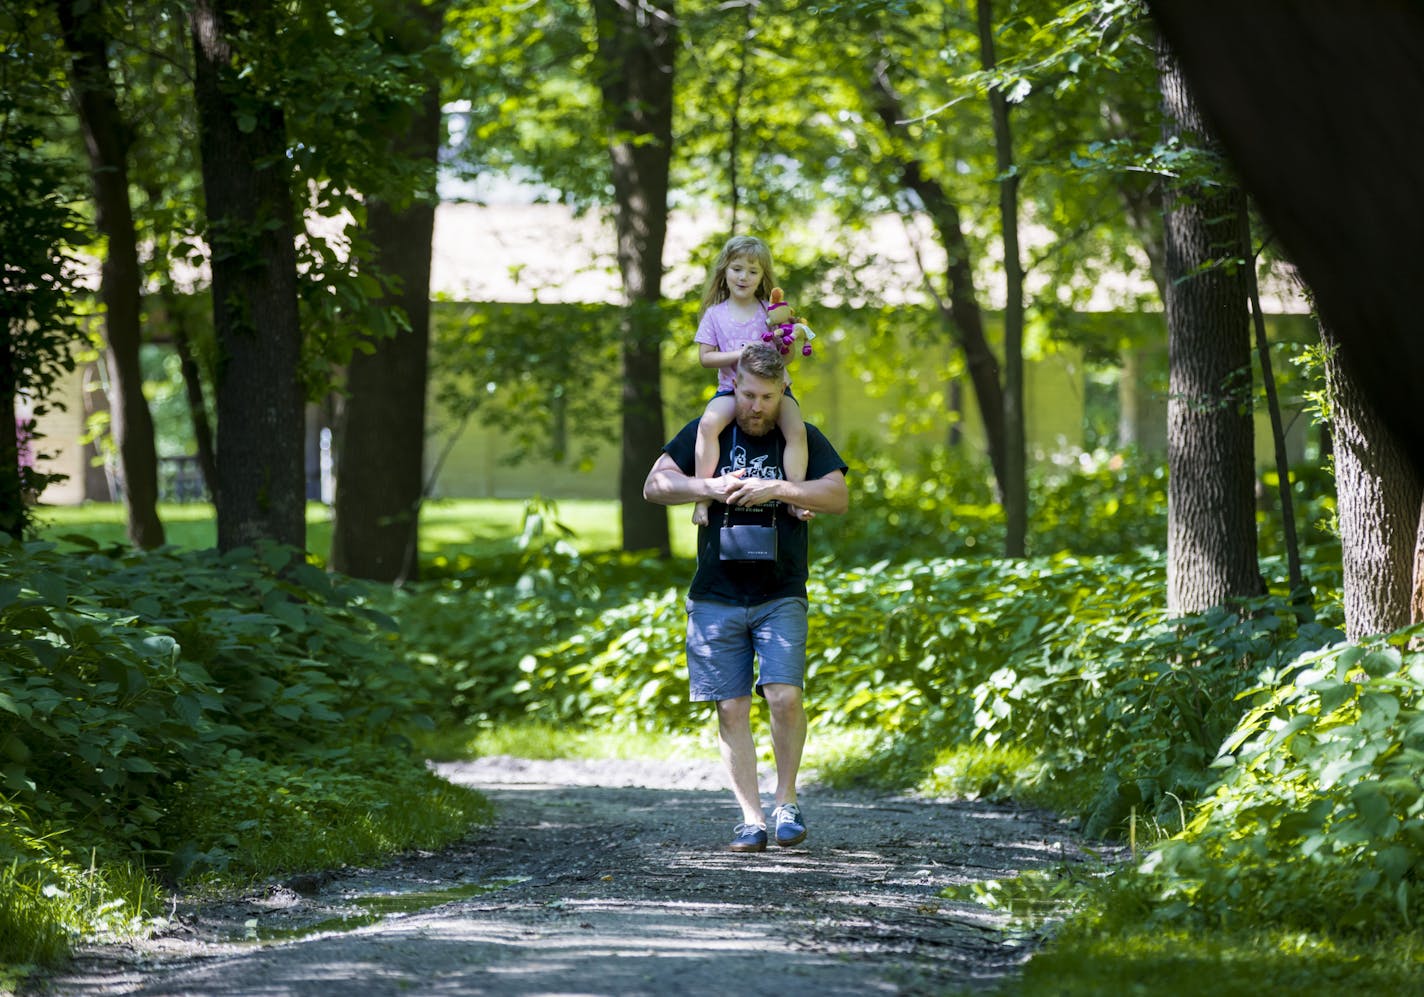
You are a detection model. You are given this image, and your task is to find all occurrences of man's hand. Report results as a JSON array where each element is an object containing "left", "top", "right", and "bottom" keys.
[{"left": 722, "top": 473, "right": 782, "bottom": 508}]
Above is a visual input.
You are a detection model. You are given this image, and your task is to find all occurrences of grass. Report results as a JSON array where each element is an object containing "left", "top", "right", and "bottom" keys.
[
  {"left": 431, "top": 719, "right": 718, "bottom": 763},
  {"left": 33, "top": 498, "right": 699, "bottom": 560},
  {"left": 1009, "top": 923, "right": 1424, "bottom": 997},
  {"left": 169, "top": 757, "right": 494, "bottom": 885}
]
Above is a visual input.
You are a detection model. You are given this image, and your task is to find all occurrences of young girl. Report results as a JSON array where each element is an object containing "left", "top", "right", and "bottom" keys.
[{"left": 690, "top": 235, "right": 808, "bottom": 526}]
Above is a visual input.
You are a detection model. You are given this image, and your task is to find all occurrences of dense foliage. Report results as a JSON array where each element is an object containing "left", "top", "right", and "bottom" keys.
[
  {"left": 382, "top": 468, "right": 1424, "bottom": 941},
  {"left": 4, "top": 445, "right": 1418, "bottom": 980},
  {"left": 0, "top": 536, "right": 488, "bottom": 968}
]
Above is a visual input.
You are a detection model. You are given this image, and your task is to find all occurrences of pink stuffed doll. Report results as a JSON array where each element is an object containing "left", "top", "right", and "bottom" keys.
[{"left": 762, "top": 287, "right": 817, "bottom": 357}]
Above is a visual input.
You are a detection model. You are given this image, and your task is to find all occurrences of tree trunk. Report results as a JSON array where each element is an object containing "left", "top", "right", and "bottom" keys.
[
  {"left": 191, "top": 0, "right": 305, "bottom": 553},
  {"left": 166, "top": 292, "right": 218, "bottom": 499},
  {"left": 1158, "top": 37, "right": 1261, "bottom": 616},
  {"left": 330, "top": 1, "right": 445, "bottom": 585},
  {"left": 591, "top": 0, "right": 675, "bottom": 558},
  {"left": 868, "top": 64, "right": 1008, "bottom": 498},
  {"left": 1241, "top": 196, "right": 1306, "bottom": 607},
  {"left": 977, "top": 0, "right": 1025, "bottom": 558},
  {"left": 1, "top": 330, "right": 21, "bottom": 540},
  {"left": 54, "top": 0, "right": 165, "bottom": 548},
  {"left": 1413, "top": 509, "right": 1424, "bottom": 629},
  {"left": 1321, "top": 321, "right": 1423, "bottom": 639}
]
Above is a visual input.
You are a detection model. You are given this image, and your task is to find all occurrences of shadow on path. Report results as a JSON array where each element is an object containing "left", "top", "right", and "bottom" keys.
[{"left": 28, "top": 759, "right": 1101, "bottom": 996}]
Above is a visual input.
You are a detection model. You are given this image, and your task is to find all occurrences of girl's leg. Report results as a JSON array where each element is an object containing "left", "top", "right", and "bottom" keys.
[
  {"left": 777, "top": 394, "right": 809, "bottom": 520},
  {"left": 692, "top": 395, "right": 736, "bottom": 526}
]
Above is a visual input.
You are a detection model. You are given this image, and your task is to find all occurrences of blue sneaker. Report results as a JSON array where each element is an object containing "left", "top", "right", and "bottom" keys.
[
  {"left": 729, "top": 822, "right": 767, "bottom": 852},
  {"left": 771, "top": 802, "right": 807, "bottom": 846}
]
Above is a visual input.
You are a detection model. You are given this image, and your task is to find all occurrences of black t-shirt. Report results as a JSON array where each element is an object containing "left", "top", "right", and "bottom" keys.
[{"left": 662, "top": 417, "right": 848, "bottom": 605}]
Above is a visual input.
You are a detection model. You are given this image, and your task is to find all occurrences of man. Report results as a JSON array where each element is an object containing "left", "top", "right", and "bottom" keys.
[{"left": 643, "top": 341, "right": 849, "bottom": 852}]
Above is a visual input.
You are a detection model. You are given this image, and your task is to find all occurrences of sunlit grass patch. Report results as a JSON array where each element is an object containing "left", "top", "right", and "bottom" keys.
[
  {"left": 1, "top": 815, "right": 163, "bottom": 971},
  {"left": 167, "top": 754, "right": 493, "bottom": 884},
  {"left": 1012, "top": 923, "right": 1424, "bottom": 997},
  {"left": 921, "top": 742, "right": 1099, "bottom": 817},
  {"left": 423, "top": 719, "right": 718, "bottom": 763},
  {"left": 35, "top": 498, "right": 699, "bottom": 560}
]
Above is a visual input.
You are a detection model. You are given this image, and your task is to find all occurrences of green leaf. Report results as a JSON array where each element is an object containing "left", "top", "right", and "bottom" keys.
[
  {"left": 3, "top": 764, "right": 35, "bottom": 793},
  {"left": 1351, "top": 783, "right": 1395, "bottom": 835}
]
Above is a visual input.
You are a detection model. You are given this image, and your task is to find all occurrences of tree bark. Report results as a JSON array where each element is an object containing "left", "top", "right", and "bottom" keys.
[
  {"left": 977, "top": 0, "right": 1025, "bottom": 558},
  {"left": 1320, "top": 321, "right": 1423, "bottom": 640},
  {"left": 190, "top": 0, "right": 305, "bottom": 553},
  {"left": 330, "top": 1, "right": 446, "bottom": 585},
  {"left": 54, "top": 0, "right": 165, "bottom": 548},
  {"left": 1, "top": 331, "right": 21, "bottom": 540},
  {"left": 1158, "top": 37, "right": 1261, "bottom": 616},
  {"left": 591, "top": 0, "right": 676, "bottom": 558},
  {"left": 868, "top": 64, "right": 1008, "bottom": 499},
  {"left": 166, "top": 293, "right": 218, "bottom": 500},
  {"left": 1413, "top": 510, "right": 1424, "bottom": 629},
  {"left": 1241, "top": 197, "right": 1305, "bottom": 606}
]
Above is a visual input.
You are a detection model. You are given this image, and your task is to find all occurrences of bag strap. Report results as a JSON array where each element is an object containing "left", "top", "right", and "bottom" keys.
[{"left": 723, "top": 426, "right": 779, "bottom": 526}]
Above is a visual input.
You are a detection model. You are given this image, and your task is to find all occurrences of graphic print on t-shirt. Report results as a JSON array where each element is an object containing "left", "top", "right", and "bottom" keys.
[
  {"left": 720, "top": 443, "right": 782, "bottom": 482},
  {"left": 721, "top": 441, "right": 783, "bottom": 514}
]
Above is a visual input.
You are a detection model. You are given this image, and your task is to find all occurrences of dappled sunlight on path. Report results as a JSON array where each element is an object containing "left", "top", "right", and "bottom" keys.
[{"left": 27, "top": 758, "right": 1101, "bottom": 996}]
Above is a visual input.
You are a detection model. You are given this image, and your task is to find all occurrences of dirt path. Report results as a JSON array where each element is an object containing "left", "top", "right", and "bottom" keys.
[{"left": 25, "top": 757, "right": 1103, "bottom": 996}]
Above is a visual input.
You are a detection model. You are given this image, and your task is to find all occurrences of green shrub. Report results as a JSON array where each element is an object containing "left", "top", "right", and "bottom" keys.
[
  {"left": 1130, "top": 633, "right": 1424, "bottom": 934},
  {"left": 1, "top": 536, "right": 423, "bottom": 851},
  {"left": 0, "top": 535, "right": 489, "bottom": 969}
]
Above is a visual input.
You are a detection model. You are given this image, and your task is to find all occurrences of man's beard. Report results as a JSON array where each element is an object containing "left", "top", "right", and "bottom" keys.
[{"left": 736, "top": 407, "right": 777, "bottom": 436}]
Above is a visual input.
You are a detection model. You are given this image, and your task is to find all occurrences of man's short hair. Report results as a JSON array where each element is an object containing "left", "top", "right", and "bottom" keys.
[{"left": 738, "top": 341, "right": 786, "bottom": 383}]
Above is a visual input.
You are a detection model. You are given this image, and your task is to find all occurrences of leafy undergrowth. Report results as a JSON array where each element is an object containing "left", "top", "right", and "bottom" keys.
[
  {"left": 8, "top": 462, "right": 1415, "bottom": 993},
  {"left": 0, "top": 536, "right": 489, "bottom": 973},
  {"left": 388, "top": 504, "right": 1424, "bottom": 987}
]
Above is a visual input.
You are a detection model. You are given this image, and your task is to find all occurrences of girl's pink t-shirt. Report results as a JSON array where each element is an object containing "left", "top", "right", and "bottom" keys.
[{"left": 694, "top": 299, "right": 768, "bottom": 392}]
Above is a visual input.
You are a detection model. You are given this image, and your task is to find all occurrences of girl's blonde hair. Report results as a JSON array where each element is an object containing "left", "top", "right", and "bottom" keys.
[{"left": 698, "top": 235, "right": 776, "bottom": 317}]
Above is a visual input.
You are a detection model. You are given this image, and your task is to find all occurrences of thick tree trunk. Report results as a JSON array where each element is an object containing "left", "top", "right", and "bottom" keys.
[
  {"left": 329, "top": 0, "right": 444, "bottom": 584},
  {"left": 191, "top": 0, "right": 305, "bottom": 552},
  {"left": 1321, "top": 321, "right": 1423, "bottom": 640},
  {"left": 977, "top": 0, "right": 1025, "bottom": 558},
  {"left": 1158, "top": 38, "right": 1261, "bottom": 616},
  {"left": 54, "top": 0, "right": 165, "bottom": 548},
  {"left": 591, "top": 0, "right": 675, "bottom": 557},
  {"left": 868, "top": 64, "right": 1008, "bottom": 499}
]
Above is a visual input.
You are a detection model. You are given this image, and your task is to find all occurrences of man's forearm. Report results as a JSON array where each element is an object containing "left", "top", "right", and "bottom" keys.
[
  {"left": 643, "top": 467, "right": 710, "bottom": 507},
  {"left": 778, "top": 474, "right": 849, "bottom": 515}
]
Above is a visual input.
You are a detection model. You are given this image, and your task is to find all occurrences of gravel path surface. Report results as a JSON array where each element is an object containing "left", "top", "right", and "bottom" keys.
[{"left": 24, "top": 756, "right": 1100, "bottom": 996}]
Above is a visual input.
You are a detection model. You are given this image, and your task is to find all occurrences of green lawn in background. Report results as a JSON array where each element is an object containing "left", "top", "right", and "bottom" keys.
[{"left": 33, "top": 499, "right": 699, "bottom": 560}]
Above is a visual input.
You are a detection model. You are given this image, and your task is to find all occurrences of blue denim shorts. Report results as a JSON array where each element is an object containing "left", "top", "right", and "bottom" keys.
[{"left": 684, "top": 596, "right": 809, "bottom": 702}]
